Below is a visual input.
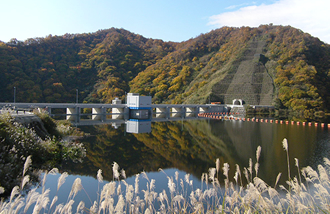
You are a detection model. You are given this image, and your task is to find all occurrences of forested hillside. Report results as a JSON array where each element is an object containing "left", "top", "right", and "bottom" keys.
[
  {"left": 0, "top": 28, "right": 175, "bottom": 103},
  {"left": 1, "top": 25, "right": 330, "bottom": 113}
]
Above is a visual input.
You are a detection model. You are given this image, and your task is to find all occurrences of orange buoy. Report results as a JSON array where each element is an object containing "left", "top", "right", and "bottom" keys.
[
  {"left": 297, "top": 121, "right": 300, "bottom": 125},
  {"left": 291, "top": 121, "right": 294, "bottom": 125}
]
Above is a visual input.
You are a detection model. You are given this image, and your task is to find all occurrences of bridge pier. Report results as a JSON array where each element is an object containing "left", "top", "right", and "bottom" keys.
[
  {"left": 199, "top": 106, "right": 209, "bottom": 113},
  {"left": 92, "top": 107, "right": 107, "bottom": 120},
  {"left": 185, "top": 107, "right": 196, "bottom": 113},
  {"left": 172, "top": 107, "right": 184, "bottom": 113},
  {"left": 112, "top": 107, "right": 128, "bottom": 119},
  {"left": 66, "top": 107, "right": 80, "bottom": 121},
  {"left": 155, "top": 107, "right": 169, "bottom": 114}
]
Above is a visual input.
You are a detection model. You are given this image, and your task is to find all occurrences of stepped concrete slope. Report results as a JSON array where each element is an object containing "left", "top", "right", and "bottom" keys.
[{"left": 212, "top": 39, "right": 274, "bottom": 105}]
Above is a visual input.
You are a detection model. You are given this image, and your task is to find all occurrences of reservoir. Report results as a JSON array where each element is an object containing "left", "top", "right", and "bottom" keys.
[{"left": 32, "top": 117, "right": 330, "bottom": 210}]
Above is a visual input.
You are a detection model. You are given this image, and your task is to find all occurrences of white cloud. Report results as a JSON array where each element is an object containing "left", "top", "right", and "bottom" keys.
[
  {"left": 225, "top": 2, "right": 255, "bottom": 10},
  {"left": 209, "top": 0, "right": 330, "bottom": 44}
]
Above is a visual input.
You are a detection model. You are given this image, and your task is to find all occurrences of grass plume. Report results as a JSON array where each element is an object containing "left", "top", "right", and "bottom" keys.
[{"left": 2, "top": 139, "right": 330, "bottom": 213}]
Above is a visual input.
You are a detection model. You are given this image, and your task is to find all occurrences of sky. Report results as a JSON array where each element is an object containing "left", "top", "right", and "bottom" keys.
[{"left": 1, "top": 0, "right": 329, "bottom": 44}]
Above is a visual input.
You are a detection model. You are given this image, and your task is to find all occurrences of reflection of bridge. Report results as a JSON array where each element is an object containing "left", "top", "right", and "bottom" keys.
[
  {"left": 67, "top": 112, "right": 207, "bottom": 133},
  {"left": 68, "top": 112, "right": 205, "bottom": 125}
]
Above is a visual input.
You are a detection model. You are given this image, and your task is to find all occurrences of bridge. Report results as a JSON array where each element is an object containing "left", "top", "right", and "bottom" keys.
[
  {"left": 0, "top": 104, "right": 216, "bottom": 133},
  {"left": 1, "top": 93, "right": 257, "bottom": 124},
  {"left": 0, "top": 102, "right": 225, "bottom": 120},
  {"left": 0, "top": 98, "right": 226, "bottom": 134}
]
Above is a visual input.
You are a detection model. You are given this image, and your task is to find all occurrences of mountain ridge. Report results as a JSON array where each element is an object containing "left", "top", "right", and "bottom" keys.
[{"left": 1, "top": 25, "right": 330, "bottom": 113}]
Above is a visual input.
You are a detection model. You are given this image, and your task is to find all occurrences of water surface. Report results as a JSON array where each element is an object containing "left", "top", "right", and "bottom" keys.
[{"left": 36, "top": 118, "right": 330, "bottom": 209}]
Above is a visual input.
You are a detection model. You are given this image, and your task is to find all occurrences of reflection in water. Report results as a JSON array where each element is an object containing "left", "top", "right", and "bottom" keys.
[
  {"left": 126, "top": 120, "right": 151, "bottom": 133},
  {"left": 208, "top": 120, "right": 318, "bottom": 184},
  {"left": 61, "top": 118, "right": 329, "bottom": 187},
  {"left": 63, "top": 124, "right": 171, "bottom": 181}
]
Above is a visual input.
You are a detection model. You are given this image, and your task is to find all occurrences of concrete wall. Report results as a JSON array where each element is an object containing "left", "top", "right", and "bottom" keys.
[{"left": 127, "top": 94, "right": 152, "bottom": 109}]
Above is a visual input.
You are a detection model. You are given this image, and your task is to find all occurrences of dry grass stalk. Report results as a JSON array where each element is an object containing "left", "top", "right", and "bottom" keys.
[{"left": 2, "top": 139, "right": 330, "bottom": 213}]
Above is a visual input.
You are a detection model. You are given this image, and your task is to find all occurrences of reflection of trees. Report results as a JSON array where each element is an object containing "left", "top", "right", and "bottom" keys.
[
  {"left": 184, "top": 120, "right": 237, "bottom": 168},
  {"left": 269, "top": 124, "right": 317, "bottom": 182},
  {"left": 135, "top": 120, "right": 238, "bottom": 180},
  {"left": 62, "top": 125, "right": 171, "bottom": 181},
  {"left": 135, "top": 121, "right": 215, "bottom": 178},
  {"left": 137, "top": 120, "right": 319, "bottom": 185},
  {"left": 208, "top": 120, "right": 318, "bottom": 185},
  {"left": 63, "top": 120, "right": 320, "bottom": 186},
  {"left": 64, "top": 121, "right": 227, "bottom": 181}
]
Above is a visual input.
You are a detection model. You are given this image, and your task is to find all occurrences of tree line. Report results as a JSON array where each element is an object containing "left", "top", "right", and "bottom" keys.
[{"left": 1, "top": 25, "right": 330, "bottom": 114}]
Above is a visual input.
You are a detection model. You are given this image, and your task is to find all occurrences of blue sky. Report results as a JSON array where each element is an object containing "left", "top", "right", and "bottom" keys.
[{"left": 1, "top": 0, "right": 329, "bottom": 44}]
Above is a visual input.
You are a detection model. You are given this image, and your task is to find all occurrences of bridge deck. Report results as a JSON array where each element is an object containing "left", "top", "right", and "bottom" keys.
[
  {"left": 0, "top": 103, "right": 219, "bottom": 109},
  {"left": 0, "top": 103, "right": 126, "bottom": 109}
]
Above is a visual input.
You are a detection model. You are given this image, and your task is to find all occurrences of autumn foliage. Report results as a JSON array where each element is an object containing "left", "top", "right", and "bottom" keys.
[{"left": 1, "top": 25, "right": 330, "bottom": 113}]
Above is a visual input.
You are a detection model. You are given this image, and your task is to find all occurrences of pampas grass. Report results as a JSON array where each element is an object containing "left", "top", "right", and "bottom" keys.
[
  {"left": 283, "top": 138, "right": 291, "bottom": 181},
  {"left": 23, "top": 155, "right": 32, "bottom": 177},
  {"left": 3, "top": 139, "right": 330, "bottom": 213}
]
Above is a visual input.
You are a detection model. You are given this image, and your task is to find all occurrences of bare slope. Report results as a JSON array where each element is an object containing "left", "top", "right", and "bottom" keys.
[{"left": 212, "top": 39, "right": 274, "bottom": 105}]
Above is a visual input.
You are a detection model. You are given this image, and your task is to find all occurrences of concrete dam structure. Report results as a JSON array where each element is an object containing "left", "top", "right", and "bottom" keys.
[{"left": 0, "top": 93, "right": 227, "bottom": 121}]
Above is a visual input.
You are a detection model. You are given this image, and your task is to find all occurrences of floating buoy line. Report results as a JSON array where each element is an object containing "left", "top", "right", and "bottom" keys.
[{"left": 197, "top": 112, "right": 329, "bottom": 128}]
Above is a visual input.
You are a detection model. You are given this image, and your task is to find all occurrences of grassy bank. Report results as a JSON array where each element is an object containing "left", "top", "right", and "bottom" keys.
[{"left": 0, "top": 112, "right": 86, "bottom": 199}]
